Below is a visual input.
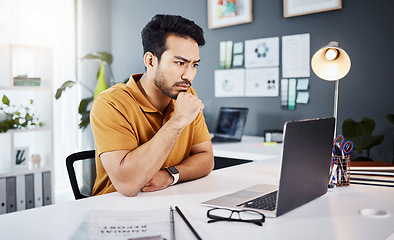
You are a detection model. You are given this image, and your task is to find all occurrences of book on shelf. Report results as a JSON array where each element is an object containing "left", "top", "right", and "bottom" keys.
[{"left": 13, "top": 75, "right": 41, "bottom": 86}]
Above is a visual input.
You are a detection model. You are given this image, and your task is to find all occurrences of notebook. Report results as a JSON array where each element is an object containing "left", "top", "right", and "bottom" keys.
[
  {"left": 211, "top": 107, "right": 249, "bottom": 143},
  {"left": 202, "top": 117, "right": 335, "bottom": 217}
]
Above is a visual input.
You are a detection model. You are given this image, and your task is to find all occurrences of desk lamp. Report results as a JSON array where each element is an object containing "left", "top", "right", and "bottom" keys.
[{"left": 311, "top": 41, "right": 351, "bottom": 135}]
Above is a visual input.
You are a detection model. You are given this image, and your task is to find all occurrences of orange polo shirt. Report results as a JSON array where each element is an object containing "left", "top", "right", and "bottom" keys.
[{"left": 90, "top": 74, "right": 211, "bottom": 195}]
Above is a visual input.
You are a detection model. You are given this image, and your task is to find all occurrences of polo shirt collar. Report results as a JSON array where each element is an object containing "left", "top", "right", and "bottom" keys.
[
  {"left": 126, "top": 74, "right": 177, "bottom": 115},
  {"left": 126, "top": 74, "right": 158, "bottom": 113}
]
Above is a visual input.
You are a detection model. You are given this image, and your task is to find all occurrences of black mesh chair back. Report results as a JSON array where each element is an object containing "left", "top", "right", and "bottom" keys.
[{"left": 66, "top": 150, "right": 96, "bottom": 200}]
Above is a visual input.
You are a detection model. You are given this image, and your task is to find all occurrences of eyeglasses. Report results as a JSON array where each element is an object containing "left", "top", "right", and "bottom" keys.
[{"left": 207, "top": 207, "right": 265, "bottom": 226}]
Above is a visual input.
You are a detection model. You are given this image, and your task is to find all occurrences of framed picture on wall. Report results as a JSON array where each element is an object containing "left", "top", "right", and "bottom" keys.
[
  {"left": 283, "top": 0, "right": 342, "bottom": 18},
  {"left": 208, "top": 0, "right": 253, "bottom": 29}
]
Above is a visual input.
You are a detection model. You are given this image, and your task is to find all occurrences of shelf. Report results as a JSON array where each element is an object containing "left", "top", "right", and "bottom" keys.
[
  {"left": 0, "top": 44, "right": 53, "bottom": 88},
  {"left": 0, "top": 86, "right": 52, "bottom": 91},
  {"left": 0, "top": 44, "right": 54, "bottom": 212},
  {"left": 7, "top": 127, "right": 52, "bottom": 133},
  {"left": 0, "top": 166, "right": 52, "bottom": 178}
]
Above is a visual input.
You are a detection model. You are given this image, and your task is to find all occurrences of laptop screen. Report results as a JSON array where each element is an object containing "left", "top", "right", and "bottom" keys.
[{"left": 214, "top": 107, "right": 248, "bottom": 140}]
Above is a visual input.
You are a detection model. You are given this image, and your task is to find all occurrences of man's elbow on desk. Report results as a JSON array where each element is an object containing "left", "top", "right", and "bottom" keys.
[
  {"left": 108, "top": 169, "right": 151, "bottom": 197},
  {"left": 115, "top": 183, "right": 141, "bottom": 197}
]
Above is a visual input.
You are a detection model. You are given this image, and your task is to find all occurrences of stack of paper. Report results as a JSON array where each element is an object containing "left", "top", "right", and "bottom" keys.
[
  {"left": 349, "top": 161, "right": 394, "bottom": 187},
  {"left": 71, "top": 208, "right": 172, "bottom": 240}
]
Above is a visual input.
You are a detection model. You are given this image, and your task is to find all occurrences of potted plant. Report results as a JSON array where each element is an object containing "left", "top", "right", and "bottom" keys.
[
  {"left": 0, "top": 95, "right": 43, "bottom": 133},
  {"left": 55, "top": 52, "right": 114, "bottom": 130},
  {"left": 342, "top": 117, "right": 384, "bottom": 161},
  {"left": 386, "top": 113, "right": 394, "bottom": 163}
]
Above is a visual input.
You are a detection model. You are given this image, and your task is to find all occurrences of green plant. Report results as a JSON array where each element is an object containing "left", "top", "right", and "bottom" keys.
[
  {"left": 386, "top": 113, "right": 394, "bottom": 125},
  {"left": 386, "top": 113, "right": 394, "bottom": 164},
  {"left": 342, "top": 117, "right": 384, "bottom": 161},
  {"left": 0, "top": 95, "right": 43, "bottom": 133},
  {"left": 55, "top": 52, "right": 113, "bottom": 130}
]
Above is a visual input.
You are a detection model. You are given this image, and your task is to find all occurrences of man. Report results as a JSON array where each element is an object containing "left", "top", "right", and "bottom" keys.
[{"left": 90, "top": 14, "right": 214, "bottom": 197}]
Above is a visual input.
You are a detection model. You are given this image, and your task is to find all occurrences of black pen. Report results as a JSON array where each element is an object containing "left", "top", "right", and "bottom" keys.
[
  {"left": 175, "top": 206, "right": 202, "bottom": 240},
  {"left": 170, "top": 206, "right": 176, "bottom": 240}
]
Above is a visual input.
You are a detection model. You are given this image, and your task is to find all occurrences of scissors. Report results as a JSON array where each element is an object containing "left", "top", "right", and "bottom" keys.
[{"left": 333, "top": 135, "right": 353, "bottom": 156}]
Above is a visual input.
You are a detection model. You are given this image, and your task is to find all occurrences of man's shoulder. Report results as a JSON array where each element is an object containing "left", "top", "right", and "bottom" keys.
[
  {"left": 99, "top": 83, "right": 135, "bottom": 99},
  {"left": 93, "top": 83, "right": 138, "bottom": 110}
]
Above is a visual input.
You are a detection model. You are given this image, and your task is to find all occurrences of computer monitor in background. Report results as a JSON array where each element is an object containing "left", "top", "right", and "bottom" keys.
[{"left": 211, "top": 107, "right": 249, "bottom": 143}]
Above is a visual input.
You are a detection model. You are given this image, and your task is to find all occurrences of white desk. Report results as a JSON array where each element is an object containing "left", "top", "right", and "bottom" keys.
[
  {"left": 212, "top": 135, "right": 282, "bottom": 161},
  {"left": 1, "top": 158, "right": 393, "bottom": 240}
]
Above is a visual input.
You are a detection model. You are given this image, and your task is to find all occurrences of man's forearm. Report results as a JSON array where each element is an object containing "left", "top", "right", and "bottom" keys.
[
  {"left": 106, "top": 118, "right": 187, "bottom": 196},
  {"left": 141, "top": 141, "right": 214, "bottom": 193},
  {"left": 175, "top": 143, "right": 214, "bottom": 183},
  {"left": 101, "top": 92, "right": 206, "bottom": 196}
]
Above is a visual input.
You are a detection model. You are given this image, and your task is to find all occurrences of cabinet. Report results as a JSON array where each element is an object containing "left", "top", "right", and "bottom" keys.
[{"left": 0, "top": 44, "right": 53, "bottom": 214}]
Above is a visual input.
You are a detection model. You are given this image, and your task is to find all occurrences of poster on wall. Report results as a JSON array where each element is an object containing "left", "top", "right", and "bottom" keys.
[
  {"left": 208, "top": 0, "right": 253, "bottom": 29},
  {"left": 215, "top": 69, "right": 245, "bottom": 97},
  {"left": 284, "top": 0, "right": 342, "bottom": 18},
  {"left": 244, "top": 37, "right": 279, "bottom": 68},
  {"left": 245, "top": 67, "right": 279, "bottom": 97}
]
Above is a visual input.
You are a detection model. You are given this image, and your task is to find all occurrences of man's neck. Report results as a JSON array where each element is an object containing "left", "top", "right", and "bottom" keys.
[{"left": 137, "top": 73, "right": 171, "bottom": 113}]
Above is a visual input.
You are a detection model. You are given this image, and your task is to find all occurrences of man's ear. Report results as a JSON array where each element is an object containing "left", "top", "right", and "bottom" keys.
[{"left": 144, "top": 52, "right": 156, "bottom": 69}]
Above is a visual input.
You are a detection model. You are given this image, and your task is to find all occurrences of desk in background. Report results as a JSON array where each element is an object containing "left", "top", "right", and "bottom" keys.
[
  {"left": 212, "top": 135, "right": 282, "bottom": 169},
  {"left": 1, "top": 158, "right": 393, "bottom": 240}
]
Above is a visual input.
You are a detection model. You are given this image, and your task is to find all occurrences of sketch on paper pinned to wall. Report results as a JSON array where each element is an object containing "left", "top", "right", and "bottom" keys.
[
  {"left": 245, "top": 37, "right": 279, "bottom": 68},
  {"left": 245, "top": 67, "right": 279, "bottom": 97},
  {"left": 215, "top": 69, "right": 245, "bottom": 97},
  {"left": 282, "top": 33, "right": 310, "bottom": 78}
]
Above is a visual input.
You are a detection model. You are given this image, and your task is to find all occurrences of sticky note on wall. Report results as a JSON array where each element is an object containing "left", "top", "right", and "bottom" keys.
[
  {"left": 296, "top": 91, "right": 309, "bottom": 104},
  {"left": 281, "top": 79, "right": 288, "bottom": 109},
  {"left": 288, "top": 78, "right": 296, "bottom": 110}
]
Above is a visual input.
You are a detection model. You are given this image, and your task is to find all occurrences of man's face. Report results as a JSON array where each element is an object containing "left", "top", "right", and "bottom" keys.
[{"left": 153, "top": 34, "right": 200, "bottom": 99}]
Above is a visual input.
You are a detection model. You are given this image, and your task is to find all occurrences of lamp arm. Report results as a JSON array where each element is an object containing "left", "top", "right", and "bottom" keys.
[{"left": 333, "top": 80, "right": 339, "bottom": 136}]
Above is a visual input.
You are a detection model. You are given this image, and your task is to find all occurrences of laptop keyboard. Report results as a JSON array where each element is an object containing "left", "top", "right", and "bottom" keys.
[{"left": 237, "top": 190, "right": 278, "bottom": 211}]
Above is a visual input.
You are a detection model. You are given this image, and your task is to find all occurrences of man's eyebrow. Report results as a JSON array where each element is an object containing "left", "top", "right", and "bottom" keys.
[{"left": 174, "top": 56, "right": 200, "bottom": 63}]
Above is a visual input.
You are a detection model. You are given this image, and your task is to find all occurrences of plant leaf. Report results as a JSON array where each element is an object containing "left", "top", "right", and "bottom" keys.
[
  {"left": 78, "top": 97, "right": 93, "bottom": 115},
  {"left": 347, "top": 135, "right": 384, "bottom": 155},
  {"left": 386, "top": 113, "right": 394, "bottom": 125},
  {"left": 2, "top": 95, "right": 10, "bottom": 106},
  {"left": 342, "top": 117, "right": 376, "bottom": 138},
  {"left": 79, "top": 112, "right": 90, "bottom": 130},
  {"left": 94, "top": 62, "right": 108, "bottom": 98},
  {"left": 55, "top": 80, "right": 76, "bottom": 99},
  {"left": 82, "top": 52, "right": 113, "bottom": 65}
]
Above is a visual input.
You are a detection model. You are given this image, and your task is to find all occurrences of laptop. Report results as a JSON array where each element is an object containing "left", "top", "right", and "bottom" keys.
[
  {"left": 202, "top": 117, "right": 335, "bottom": 217},
  {"left": 211, "top": 107, "right": 249, "bottom": 143}
]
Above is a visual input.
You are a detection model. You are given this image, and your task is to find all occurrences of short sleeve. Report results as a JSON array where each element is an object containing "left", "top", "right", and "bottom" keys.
[{"left": 90, "top": 90, "right": 138, "bottom": 155}]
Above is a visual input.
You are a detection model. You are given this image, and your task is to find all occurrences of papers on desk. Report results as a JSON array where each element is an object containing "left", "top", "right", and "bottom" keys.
[{"left": 71, "top": 208, "right": 171, "bottom": 240}]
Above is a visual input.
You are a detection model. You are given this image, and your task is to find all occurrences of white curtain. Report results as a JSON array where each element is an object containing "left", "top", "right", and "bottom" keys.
[{"left": 0, "top": 0, "right": 78, "bottom": 196}]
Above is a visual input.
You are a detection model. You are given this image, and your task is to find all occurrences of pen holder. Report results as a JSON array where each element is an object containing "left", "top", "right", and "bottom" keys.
[{"left": 330, "top": 154, "right": 350, "bottom": 187}]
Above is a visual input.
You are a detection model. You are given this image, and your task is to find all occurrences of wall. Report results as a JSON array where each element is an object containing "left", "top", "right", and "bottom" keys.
[
  {"left": 109, "top": 0, "right": 394, "bottom": 162},
  {"left": 78, "top": 0, "right": 112, "bottom": 150}
]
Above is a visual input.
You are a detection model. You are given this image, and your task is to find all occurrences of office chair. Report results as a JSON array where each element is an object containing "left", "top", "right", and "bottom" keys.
[{"left": 66, "top": 150, "right": 96, "bottom": 200}]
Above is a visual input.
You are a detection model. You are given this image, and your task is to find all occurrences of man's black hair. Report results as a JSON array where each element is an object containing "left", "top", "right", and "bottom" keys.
[{"left": 141, "top": 14, "right": 205, "bottom": 61}]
